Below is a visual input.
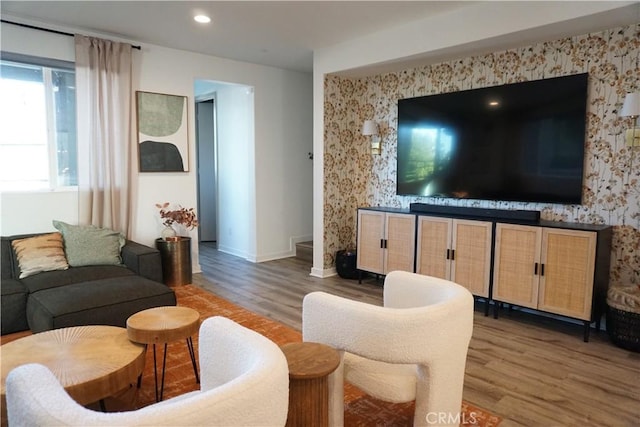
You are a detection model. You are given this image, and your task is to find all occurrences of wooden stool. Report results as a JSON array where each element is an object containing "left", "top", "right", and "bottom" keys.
[
  {"left": 126, "top": 306, "right": 200, "bottom": 401},
  {"left": 280, "top": 342, "right": 340, "bottom": 427}
]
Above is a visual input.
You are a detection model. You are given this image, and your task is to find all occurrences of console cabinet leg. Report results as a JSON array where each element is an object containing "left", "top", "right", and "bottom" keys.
[{"left": 583, "top": 322, "right": 590, "bottom": 342}]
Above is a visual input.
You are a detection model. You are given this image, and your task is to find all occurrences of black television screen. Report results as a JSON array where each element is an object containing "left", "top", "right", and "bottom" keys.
[{"left": 396, "top": 73, "right": 588, "bottom": 204}]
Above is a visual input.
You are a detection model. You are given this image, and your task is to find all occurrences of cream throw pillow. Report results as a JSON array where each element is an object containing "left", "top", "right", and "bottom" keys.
[
  {"left": 608, "top": 286, "right": 640, "bottom": 314},
  {"left": 12, "top": 233, "right": 70, "bottom": 279}
]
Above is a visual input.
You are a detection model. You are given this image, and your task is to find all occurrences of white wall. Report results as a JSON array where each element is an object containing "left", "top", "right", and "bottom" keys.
[
  {"left": 216, "top": 85, "right": 253, "bottom": 259},
  {"left": 310, "top": 1, "right": 638, "bottom": 277},
  {"left": 0, "top": 191, "right": 78, "bottom": 235},
  {"left": 136, "top": 45, "right": 313, "bottom": 264},
  {"left": 1, "top": 21, "right": 313, "bottom": 270},
  {"left": 254, "top": 69, "right": 313, "bottom": 261}
]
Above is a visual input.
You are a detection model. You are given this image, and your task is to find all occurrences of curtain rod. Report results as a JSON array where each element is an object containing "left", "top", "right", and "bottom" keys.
[{"left": 1, "top": 19, "right": 142, "bottom": 50}]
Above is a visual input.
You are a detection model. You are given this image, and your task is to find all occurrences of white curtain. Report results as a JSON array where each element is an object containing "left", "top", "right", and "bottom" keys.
[{"left": 75, "top": 35, "right": 132, "bottom": 235}]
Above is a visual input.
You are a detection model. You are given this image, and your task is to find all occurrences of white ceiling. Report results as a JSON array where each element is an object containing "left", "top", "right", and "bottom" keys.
[
  {"left": 1, "top": 1, "right": 638, "bottom": 73},
  {"left": 1, "top": 1, "right": 472, "bottom": 72}
]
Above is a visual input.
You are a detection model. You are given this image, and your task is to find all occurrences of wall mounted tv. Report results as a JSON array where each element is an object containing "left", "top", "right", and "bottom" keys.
[{"left": 396, "top": 73, "right": 588, "bottom": 204}]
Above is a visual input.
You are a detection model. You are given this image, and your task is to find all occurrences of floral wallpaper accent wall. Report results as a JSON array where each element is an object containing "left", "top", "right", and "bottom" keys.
[{"left": 323, "top": 24, "right": 639, "bottom": 286}]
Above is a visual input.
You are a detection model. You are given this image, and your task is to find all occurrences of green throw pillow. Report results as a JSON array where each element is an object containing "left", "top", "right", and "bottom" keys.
[{"left": 52, "top": 220, "right": 125, "bottom": 267}]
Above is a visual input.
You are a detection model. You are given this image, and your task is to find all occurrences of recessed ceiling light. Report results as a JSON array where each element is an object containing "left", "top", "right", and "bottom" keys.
[
  {"left": 194, "top": 15, "right": 211, "bottom": 24},
  {"left": 488, "top": 100, "right": 500, "bottom": 107}
]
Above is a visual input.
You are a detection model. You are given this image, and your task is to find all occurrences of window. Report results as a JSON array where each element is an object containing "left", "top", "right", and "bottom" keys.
[{"left": 0, "top": 54, "right": 77, "bottom": 191}]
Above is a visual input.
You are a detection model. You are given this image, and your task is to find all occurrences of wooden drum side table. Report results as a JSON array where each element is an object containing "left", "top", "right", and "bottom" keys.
[
  {"left": 126, "top": 306, "right": 200, "bottom": 402},
  {"left": 280, "top": 342, "right": 340, "bottom": 427}
]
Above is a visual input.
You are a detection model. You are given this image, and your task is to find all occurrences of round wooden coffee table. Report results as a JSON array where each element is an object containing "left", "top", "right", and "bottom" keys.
[
  {"left": 126, "top": 306, "right": 200, "bottom": 401},
  {"left": 1, "top": 325, "right": 145, "bottom": 421},
  {"left": 280, "top": 342, "right": 340, "bottom": 427}
]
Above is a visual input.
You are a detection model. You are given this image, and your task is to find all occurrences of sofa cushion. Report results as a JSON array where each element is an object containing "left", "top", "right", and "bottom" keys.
[
  {"left": 1, "top": 278, "right": 29, "bottom": 334},
  {"left": 121, "top": 241, "right": 163, "bottom": 283},
  {"left": 11, "top": 233, "right": 69, "bottom": 279},
  {"left": 26, "top": 276, "right": 177, "bottom": 333},
  {"left": 53, "top": 220, "right": 125, "bottom": 267},
  {"left": 20, "top": 265, "right": 135, "bottom": 293},
  {"left": 1, "top": 236, "right": 16, "bottom": 280}
]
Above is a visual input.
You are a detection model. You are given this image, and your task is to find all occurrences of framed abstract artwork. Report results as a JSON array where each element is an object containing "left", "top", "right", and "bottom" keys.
[{"left": 136, "top": 91, "right": 189, "bottom": 172}]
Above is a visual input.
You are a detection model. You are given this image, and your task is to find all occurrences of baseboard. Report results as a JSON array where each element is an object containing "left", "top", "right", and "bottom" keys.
[
  {"left": 310, "top": 266, "right": 337, "bottom": 278},
  {"left": 216, "top": 245, "right": 250, "bottom": 261},
  {"left": 217, "top": 243, "right": 310, "bottom": 263},
  {"left": 290, "top": 234, "right": 313, "bottom": 250},
  {"left": 254, "top": 250, "right": 296, "bottom": 263}
]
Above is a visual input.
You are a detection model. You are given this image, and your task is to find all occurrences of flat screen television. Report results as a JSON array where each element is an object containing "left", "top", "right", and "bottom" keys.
[{"left": 396, "top": 73, "right": 588, "bottom": 204}]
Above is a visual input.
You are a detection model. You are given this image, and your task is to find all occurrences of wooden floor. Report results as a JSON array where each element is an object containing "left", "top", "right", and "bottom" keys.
[{"left": 195, "top": 243, "right": 640, "bottom": 427}]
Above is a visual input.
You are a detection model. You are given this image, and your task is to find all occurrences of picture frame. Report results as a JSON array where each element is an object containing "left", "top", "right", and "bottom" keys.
[{"left": 136, "top": 91, "right": 189, "bottom": 172}]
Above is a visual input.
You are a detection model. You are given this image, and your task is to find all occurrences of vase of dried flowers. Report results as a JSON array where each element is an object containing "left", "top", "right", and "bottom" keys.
[
  {"left": 156, "top": 202, "right": 199, "bottom": 240},
  {"left": 161, "top": 225, "right": 177, "bottom": 240}
]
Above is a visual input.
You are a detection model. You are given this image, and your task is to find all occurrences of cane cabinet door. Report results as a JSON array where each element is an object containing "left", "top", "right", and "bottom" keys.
[
  {"left": 538, "top": 228, "right": 596, "bottom": 320},
  {"left": 493, "top": 223, "right": 541, "bottom": 309},
  {"left": 384, "top": 213, "right": 416, "bottom": 274},
  {"left": 356, "top": 210, "right": 415, "bottom": 275},
  {"left": 356, "top": 210, "right": 385, "bottom": 274},
  {"left": 451, "top": 219, "right": 492, "bottom": 298},
  {"left": 417, "top": 216, "right": 492, "bottom": 297},
  {"left": 416, "top": 216, "right": 451, "bottom": 279}
]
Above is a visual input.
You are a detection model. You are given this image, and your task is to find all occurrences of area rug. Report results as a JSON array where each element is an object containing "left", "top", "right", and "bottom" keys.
[{"left": 134, "top": 284, "right": 502, "bottom": 427}]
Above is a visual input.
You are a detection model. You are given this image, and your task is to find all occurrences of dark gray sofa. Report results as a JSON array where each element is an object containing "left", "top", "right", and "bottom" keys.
[{"left": 1, "top": 233, "right": 176, "bottom": 335}]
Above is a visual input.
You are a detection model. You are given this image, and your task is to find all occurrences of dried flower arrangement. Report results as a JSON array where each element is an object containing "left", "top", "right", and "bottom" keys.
[{"left": 156, "top": 202, "right": 199, "bottom": 229}]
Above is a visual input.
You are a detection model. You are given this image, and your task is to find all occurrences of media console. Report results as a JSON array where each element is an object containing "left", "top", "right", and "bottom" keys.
[{"left": 356, "top": 205, "right": 612, "bottom": 342}]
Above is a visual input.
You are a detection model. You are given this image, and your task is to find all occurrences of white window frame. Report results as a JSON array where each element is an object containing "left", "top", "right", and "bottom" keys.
[{"left": 0, "top": 52, "right": 77, "bottom": 192}]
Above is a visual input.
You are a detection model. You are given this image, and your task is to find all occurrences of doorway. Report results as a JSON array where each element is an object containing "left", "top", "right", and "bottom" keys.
[
  {"left": 195, "top": 98, "right": 217, "bottom": 243},
  {"left": 194, "top": 79, "right": 254, "bottom": 260}
]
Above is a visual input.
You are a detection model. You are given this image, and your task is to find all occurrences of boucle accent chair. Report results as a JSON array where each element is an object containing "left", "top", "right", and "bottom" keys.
[
  {"left": 5, "top": 316, "right": 290, "bottom": 426},
  {"left": 302, "top": 271, "right": 474, "bottom": 427}
]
